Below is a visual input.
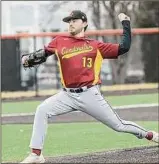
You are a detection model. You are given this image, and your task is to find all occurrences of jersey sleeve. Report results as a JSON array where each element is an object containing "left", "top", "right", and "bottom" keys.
[
  {"left": 44, "top": 37, "right": 57, "bottom": 55},
  {"left": 97, "top": 41, "right": 119, "bottom": 59}
]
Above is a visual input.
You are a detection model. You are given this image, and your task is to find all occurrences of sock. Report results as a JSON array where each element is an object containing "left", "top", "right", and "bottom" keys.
[
  {"left": 145, "top": 132, "right": 153, "bottom": 140},
  {"left": 32, "top": 148, "right": 41, "bottom": 156}
]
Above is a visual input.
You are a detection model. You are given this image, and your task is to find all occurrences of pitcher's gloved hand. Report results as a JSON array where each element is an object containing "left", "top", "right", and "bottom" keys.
[{"left": 21, "top": 49, "right": 47, "bottom": 68}]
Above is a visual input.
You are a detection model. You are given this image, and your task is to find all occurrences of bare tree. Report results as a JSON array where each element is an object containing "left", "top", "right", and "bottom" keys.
[
  {"left": 88, "top": 1, "right": 107, "bottom": 42},
  {"left": 88, "top": 1, "right": 137, "bottom": 84},
  {"left": 135, "top": 1, "right": 159, "bottom": 82}
]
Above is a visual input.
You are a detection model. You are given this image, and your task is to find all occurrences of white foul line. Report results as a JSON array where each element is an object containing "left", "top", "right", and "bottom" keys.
[{"left": 113, "top": 103, "right": 159, "bottom": 110}]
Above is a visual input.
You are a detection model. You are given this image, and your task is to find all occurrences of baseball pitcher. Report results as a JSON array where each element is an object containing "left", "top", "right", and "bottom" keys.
[{"left": 21, "top": 10, "right": 159, "bottom": 163}]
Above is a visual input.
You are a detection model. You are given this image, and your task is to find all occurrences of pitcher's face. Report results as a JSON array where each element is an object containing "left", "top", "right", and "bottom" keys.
[{"left": 68, "top": 19, "right": 87, "bottom": 35}]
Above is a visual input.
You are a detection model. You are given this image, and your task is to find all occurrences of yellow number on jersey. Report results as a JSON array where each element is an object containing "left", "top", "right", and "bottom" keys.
[{"left": 82, "top": 57, "right": 93, "bottom": 68}]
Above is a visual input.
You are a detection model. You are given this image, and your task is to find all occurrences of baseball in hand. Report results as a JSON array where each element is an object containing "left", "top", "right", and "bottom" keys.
[
  {"left": 22, "top": 56, "right": 29, "bottom": 65},
  {"left": 118, "top": 13, "right": 130, "bottom": 22}
]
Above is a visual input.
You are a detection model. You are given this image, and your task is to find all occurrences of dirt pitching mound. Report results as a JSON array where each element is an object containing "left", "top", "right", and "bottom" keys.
[{"left": 46, "top": 145, "right": 159, "bottom": 163}]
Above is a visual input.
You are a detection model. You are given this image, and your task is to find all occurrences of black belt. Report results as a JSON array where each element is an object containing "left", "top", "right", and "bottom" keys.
[{"left": 63, "top": 85, "right": 94, "bottom": 93}]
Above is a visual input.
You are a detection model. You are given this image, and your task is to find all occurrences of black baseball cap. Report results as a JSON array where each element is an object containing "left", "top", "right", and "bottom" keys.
[
  {"left": 63, "top": 10, "right": 88, "bottom": 31},
  {"left": 63, "top": 10, "right": 87, "bottom": 22}
]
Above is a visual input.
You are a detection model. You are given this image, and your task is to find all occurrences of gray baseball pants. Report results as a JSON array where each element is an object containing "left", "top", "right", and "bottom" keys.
[{"left": 29, "top": 85, "right": 148, "bottom": 149}]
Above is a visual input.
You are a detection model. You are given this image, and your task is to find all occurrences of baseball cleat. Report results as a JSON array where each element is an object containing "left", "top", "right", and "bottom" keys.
[
  {"left": 145, "top": 131, "right": 159, "bottom": 143},
  {"left": 20, "top": 153, "right": 45, "bottom": 163}
]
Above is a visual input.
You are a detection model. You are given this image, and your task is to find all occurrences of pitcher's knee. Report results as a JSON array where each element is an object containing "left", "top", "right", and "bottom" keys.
[
  {"left": 112, "top": 124, "right": 125, "bottom": 132},
  {"left": 35, "top": 104, "right": 47, "bottom": 118}
]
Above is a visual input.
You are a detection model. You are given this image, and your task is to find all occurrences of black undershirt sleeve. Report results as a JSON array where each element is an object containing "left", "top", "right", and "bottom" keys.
[{"left": 118, "top": 20, "right": 131, "bottom": 55}]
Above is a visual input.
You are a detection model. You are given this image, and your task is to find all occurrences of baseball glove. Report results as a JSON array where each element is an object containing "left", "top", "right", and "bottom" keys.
[{"left": 22, "top": 49, "right": 47, "bottom": 68}]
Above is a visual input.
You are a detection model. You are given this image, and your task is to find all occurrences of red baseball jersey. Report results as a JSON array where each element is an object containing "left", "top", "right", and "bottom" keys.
[{"left": 45, "top": 35, "right": 119, "bottom": 88}]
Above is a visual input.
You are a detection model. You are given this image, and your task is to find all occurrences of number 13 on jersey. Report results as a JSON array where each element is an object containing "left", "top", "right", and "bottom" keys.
[{"left": 82, "top": 57, "right": 93, "bottom": 68}]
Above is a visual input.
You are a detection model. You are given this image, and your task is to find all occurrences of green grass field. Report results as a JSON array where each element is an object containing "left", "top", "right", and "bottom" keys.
[
  {"left": 2, "top": 122, "right": 158, "bottom": 162},
  {"left": 2, "top": 93, "right": 158, "bottom": 114},
  {"left": 2, "top": 93, "right": 158, "bottom": 162}
]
